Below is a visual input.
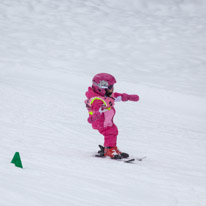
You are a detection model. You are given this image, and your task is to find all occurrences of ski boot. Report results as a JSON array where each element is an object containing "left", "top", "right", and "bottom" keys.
[{"left": 104, "top": 146, "right": 129, "bottom": 159}]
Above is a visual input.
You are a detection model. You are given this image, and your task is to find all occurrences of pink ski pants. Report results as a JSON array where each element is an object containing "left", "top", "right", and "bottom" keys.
[{"left": 98, "top": 124, "right": 118, "bottom": 147}]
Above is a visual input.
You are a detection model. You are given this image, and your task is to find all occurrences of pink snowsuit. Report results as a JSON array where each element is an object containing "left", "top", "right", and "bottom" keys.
[{"left": 85, "top": 87, "right": 139, "bottom": 147}]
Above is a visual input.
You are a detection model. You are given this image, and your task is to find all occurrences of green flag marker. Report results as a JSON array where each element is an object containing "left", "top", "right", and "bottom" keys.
[{"left": 11, "top": 152, "right": 23, "bottom": 168}]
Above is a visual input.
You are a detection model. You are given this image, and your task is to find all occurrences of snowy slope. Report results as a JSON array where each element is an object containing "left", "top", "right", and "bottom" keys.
[{"left": 0, "top": 1, "right": 206, "bottom": 206}]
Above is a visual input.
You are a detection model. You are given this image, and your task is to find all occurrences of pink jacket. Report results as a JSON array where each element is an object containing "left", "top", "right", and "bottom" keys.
[{"left": 85, "top": 87, "right": 139, "bottom": 130}]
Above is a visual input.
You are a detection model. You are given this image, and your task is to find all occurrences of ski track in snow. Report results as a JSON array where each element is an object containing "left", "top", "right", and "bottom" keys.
[{"left": 0, "top": 1, "right": 206, "bottom": 206}]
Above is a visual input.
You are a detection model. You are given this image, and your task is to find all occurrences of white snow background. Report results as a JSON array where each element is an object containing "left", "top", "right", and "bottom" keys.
[{"left": 0, "top": 0, "right": 206, "bottom": 205}]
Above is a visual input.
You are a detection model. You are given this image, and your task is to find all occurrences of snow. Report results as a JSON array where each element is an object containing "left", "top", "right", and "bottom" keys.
[{"left": 0, "top": 0, "right": 206, "bottom": 206}]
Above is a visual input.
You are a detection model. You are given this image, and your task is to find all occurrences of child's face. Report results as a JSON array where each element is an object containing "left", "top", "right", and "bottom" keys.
[
  {"left": 105, "top": 85, "right": 114, "bottom": 96},
  {"left": 108, "top": 87, "right": 114, "bottom": 93}
]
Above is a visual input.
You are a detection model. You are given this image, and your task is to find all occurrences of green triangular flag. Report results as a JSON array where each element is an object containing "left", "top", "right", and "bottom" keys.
[{"left": 11, "top": 152, "right": 23, "bottom": 168}]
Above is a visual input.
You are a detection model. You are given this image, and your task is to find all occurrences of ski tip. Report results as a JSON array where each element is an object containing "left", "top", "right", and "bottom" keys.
[
  {"left": 98, "top": 145, "right": 104, "bottom": 149},
  {"left": 136, "top": 156, "right": 147, "bottom": 161}
]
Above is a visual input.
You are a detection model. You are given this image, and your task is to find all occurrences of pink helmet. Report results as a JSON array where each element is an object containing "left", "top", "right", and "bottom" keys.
[{"left": 92, "top": 73, "right": 116, "bottom": 96}]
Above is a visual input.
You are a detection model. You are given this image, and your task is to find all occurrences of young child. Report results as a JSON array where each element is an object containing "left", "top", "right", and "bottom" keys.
[{"left": 85, "top": 73, "right": 139, "bottom": 159}]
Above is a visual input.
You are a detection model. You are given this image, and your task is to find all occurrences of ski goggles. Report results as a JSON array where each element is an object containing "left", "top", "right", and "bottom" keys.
[
  {"left": 93, "top": 81, "right": 114, "bottom": 89},
  {"left": 108, "top": 85, "right": 113, "bottom": 90}
]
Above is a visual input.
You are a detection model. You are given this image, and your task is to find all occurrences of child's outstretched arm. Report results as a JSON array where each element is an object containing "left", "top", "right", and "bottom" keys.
[{"left": 114, "top": 92, "right": 139, "bottom": 102}]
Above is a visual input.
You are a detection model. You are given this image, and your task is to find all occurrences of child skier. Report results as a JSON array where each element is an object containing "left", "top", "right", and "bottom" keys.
[{"left": 85, "top": 73, "right": 139, "bottom": 159}]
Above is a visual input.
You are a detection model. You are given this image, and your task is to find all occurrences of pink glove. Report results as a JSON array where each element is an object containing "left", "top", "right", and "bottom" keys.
[
  {"left": 121, "top": 93, "right": 139, "bottom": 102},
  {"left": 128, "top": 94, "right": 139, "bottom": 101},
  {"left": 87, "top": 111, "right": 101, "bottom": 123}
]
